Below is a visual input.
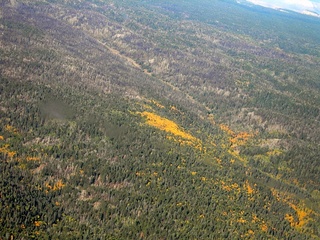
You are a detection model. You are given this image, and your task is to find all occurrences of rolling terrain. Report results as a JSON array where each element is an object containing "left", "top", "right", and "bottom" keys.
[{"left": 1, "top": 0, "right": 320, "bottom": 239}]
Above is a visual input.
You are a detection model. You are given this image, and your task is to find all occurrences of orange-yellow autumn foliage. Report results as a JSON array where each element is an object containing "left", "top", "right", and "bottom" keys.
[
  {"left": 237, "top": 217, "right": 247, "bottom": 223},
  {"left": 287, "top": 202, "right": 312, "bottom": 229},
  {"left": 26, "top": 157, "right": 41, "bottom": 161},
  {"left": 34, "top": 221, "right": 42, "bottom": 227},
  {"left": 245, "top": 180, "right": 254, "bottom": 194},
  {"left": 45, "top": 179, "right": 65, "bottom": 191},
  {"left": 261, "top": 223, "right": 268, "bottom": 232},
  {"left": 151, "top": 100, "right": 165, "bottom": 109},
  {"left": 140, "top": 111, "right": 195, "bottom": 140},
  {"left": 140, "top": 111, "right": 202, "bottom": 148},
  {"left": 230, "top": 132, "right": 254, "bottom": 146},
  {"left": 219, "top": 124, "right": 254, "bottom": 148},
  {"left": 219, "top": 124, "right": 234, "bottom": 135},
  {"left": 5, "top": 125, "right": 19, "bottom": 134},
  {"left": 271, "top": 188, "right": 313, "bottom": 229},
  {"left": 0, "top": 144, "right": 16, "bottom": 158},
  {"left": 285, "top": 214, "right": 296, "bottom": 227}
]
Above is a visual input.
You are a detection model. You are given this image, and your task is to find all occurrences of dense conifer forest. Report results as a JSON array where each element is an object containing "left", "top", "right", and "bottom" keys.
[{"left": 1, "top": 0, "right": 320, "bottom": 239}]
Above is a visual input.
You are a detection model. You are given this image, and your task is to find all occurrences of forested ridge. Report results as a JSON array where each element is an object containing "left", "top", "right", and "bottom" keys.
[{"left": 1, "top": 0, "right": 320, "bottom": 239}]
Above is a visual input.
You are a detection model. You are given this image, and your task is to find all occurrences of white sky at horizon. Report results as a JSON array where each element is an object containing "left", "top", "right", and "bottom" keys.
[{"left": 246, "top": 0, "right": 320, "bottom": 14}]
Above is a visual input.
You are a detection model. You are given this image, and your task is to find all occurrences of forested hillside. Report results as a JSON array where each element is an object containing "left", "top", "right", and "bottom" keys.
[{"left": 1, "top": 0, "right": 320, "bottom": 239}]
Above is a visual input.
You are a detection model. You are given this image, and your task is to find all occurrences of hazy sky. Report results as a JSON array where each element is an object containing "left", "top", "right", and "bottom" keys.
[{"left": 246, "top": 0, "right": 320, "bottom": 14}]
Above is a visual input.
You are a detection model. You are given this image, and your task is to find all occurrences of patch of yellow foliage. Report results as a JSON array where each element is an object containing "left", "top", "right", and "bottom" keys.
[
  {"left": 151, "top": 100, "right": 165, "bottom": 109},
  {"left": 220, "top": 180, "right": 241, "bottom": 193},
  {"left": 219, "top": 124, "right": 254, "bottom": 148},
  {"left": 0, "top": 144, "right": 16, "bottom": 158},
  {"left": 251, "top": 214, "right": 259, "bottom": 223},
  {"left": 237, "top": 217, "right": 247, "bottom": 223},
  {"left": 26, "top": 157, "right": 41, "bottom": 161},
  {"left": 219, "top": 123, "right": 254, "bottom": 164},
  {"left": 53, "top": 180, "right": 65, "bottom": 190},
  {"left": 0, "top": 136, "right": 4, "bottom": 140},
  {"left": 241, "top": 229, "right": 255, "bottom": 239},
  {"left": 7, "top": 151, "right": 16, "bottom": 158},
  {"left": 245, "top": 180, "right": 255, "bottom": 195},
  {"left": 230, "top": 132, "right": 254, "bottom": 146},
  {"left": 45, "top": 179, "right": 65, "bottom": 191},
  {"left": 267, "top": 149, "right": 283, "bottom": 156},
  {"left": 139, "top": 111, "right": 202, "bottom": 149},
  {"left": 34, "top": 221, "right": 42, "bottom": 227},
  {"left": 219, "top": 124, "right": 234, "bottom": 135},
  {"left": 140, "top": 111, "right": 195, "bottom": 140},
  {"left": 5, "top": 124, "right": 19, "bottom": 134},
  {"left": 261, "top": 223, "right": 268, "bottom": 232},
  {"left": 285, "top": 213, "right": 295, "bottom": 227},
  {"left": 251, "top": 214, "right": 268, "bottom": 232},
  {"left": 136, "top": 171, "right": 144, "bottom": 177},
  {"left": 271, "top": 188, "right": 313, "bottom": 230},
  {"left": 176, "top": 202, "right": 183, "bottom": 207},
  {"left": 287, "top": 202, "right": 313, "bottom": 229},
  {"left": 227, "top": 149, "right": 247, "bottom": 163}
]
